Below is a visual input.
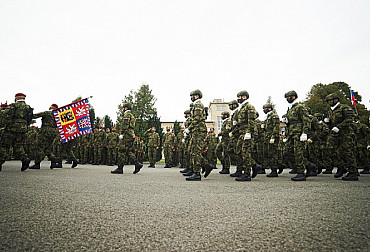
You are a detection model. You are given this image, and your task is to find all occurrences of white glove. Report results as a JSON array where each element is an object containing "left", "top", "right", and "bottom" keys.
[
  {"left": 282, "top": 117, "right": 288, "bottom": 123},
  {"left": 367, "top": 145, "right": 370, "bottom": 151},
  {"left": 182, "top": 139, "right": 185, "bottom": 143},
  {"left": 244, "top": 133, "right": 251, "bottom": 140},
  {"left": 184, "top": 128, "right": 190, "bottom": 134},
  {"left": 269, "top": 138, "right": 275, "bottom": 144},
  {"left": 219, "top": 136, "right": 222, "bottom": 140},
  {"left": 119, "top": 135, "right": 123, "bottom": 140},
  {"left": 300, "top": 133, "right": 307, "bottom": 142},
  {"left": 307, "top": 139, "right": 313, "bottom": 144},
  {"left": 261, "top": 124, "right": 265, "bottom": 129},
  {"left": 324, "top": 118, "right": 329, "bottom": 123},
  {"left": 332, "top": 127, "right": 339, "bottom": 133},
  {"left": 233, "top": 121, "right": 237, "bottom": 126},
  {"left": 229, "top": 132, "right": 233, "bottom": 138},
  {"left": 183, "top": 132, "right": 187, "bottom": 137},
  {"left": 283, "top": 138, "right": 288, "bottom": 143}
]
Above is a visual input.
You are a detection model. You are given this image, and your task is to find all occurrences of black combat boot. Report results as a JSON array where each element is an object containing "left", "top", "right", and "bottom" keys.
[
  {"left": 21, "top": 158, "right": 31, "bottom": 171},
  {"left": 50, "top": 157, "right": 58, "bottom": 169},
  {"left": 186, "top": 172, "right": 201, "bottom": 181},
  {"left": 289, "top": 168, "right": 298, "bottom": 174},
  {"left": 267, "top": 169, "right": 278, "bottom": 177},
  {"left": 111, "top": 166, "right": 123, "bottom": 174},
  {"left": 230, "top": 167, "right": 243, "bottom": 177},
  {"left": 133, "top": 163, "right": 143, "bottom": 174},
  {"left": 65, "top": 160, "right": 72, "bottom": 164},
  {"left": 235, "top": 172, "right": 251, "bottom": 181},
  {"left": 360, "top": 168, "right": 370, "bottom": 174},
  {"left": 164, "top": 164, "right": 171, "bottom": 168},
  {"left": 317, "top": 164, "right": 324, "bottom": 174},
  {"left": 305, "top": 163, "right": 317, "bottom": 177},
  {"left": 219, "top": 168, "right": 230, "bottom": 174},
  {"left": 203, "top": 164, "right": 215, "bottom": 178},
  {"left": 251, "top": 164, "right": 259, "bottom": 178},
  {"left": 183, "top": 170, "right": 194, "bottom": 176},
  {"left": 257, "top": 164, "right": 266, "bottom": 174},
  {"left": 148, "top": 163, "right": 154, "bottom": 168},
  {"left": 71, "top": 159, "right": 78, "bottom": 168},
  {"left": 323, "top": 168, "right": 333, "bottom": 174},
  {"left": 342, "top": 173, "right": 359, "bottom": 181},
  {"left": 29, "top": 162, "right": 41, "bottom": 169},
  {"left": 291, "top": 173, "right": 306, "bottom": 181},
  {"left": 334, "top": 166, "right": 347, "bottom": 178}
]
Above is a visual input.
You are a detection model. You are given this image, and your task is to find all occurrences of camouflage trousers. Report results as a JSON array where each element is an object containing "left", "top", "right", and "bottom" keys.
[
  {"left": 147, "top": 146, "right": 157, "bottom": 165},
  {"left": 163, "top": 145, "right": 173, "bottom": 165},
  {"left": 93, "top": 145, "right": 106, "bottom": 164},
  {"left": 356, "top": 146, "right": 369, "bottom": 169},
  {"left": 265, "top": 139, "right": 280, "bottom": 170},
  {"left": 216, "top": 140, "right": 230, "bottom": 169},
  {"left": 0, "top": 130, "right": 27, "bottom": 161},
  {"left": 239, "top": 135, "right": 256, "bottom": 174},
  {"left": 326, "top": 133, "right": 357, "bottom": 173},
  {"left": 286, "top": 135, "right": 307, "bottom": 174},
  {"left": 228, "top": 135, "right": 242, "bottom": 167},
  {"left": 35, "top": 128, "right": 58, "bottom": 162},
  {"left": 190, "top": 131, "right": 207, "bottom": 173},
  {"left": 204, "top": 147, "right": 217, "bottom": 167},
  {"left": 117, "top": 138, "right": 136, "bottom": 168},
  {"left": 106, "top": 146, "right": 117, "bottom": 165}
]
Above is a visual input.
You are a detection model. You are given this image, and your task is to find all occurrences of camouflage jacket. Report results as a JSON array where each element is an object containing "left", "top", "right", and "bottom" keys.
[
  {"left": 33, "top": 110, "right": 57, "bottom": 129},
  {"left": 353, "top": 122, "right": 370, "bottom": 147},
  {"left": 2, "top": 101, "right": 33, "bottom": 133},
  {"left": 162, "top": 132, "right": 175, "bottom": 147},
  {"left": 327, "top": 103, "right": 355, "bottom": 134},
  {"left": 188, "top": 99, "right": 207, "bottom": 133},
  {"left": 145, "top": 131, "right": 160, "bottom": 148},
  {"left": 234, "top": 101, "right": 257, "bottom": 135},
  {"left": 219, "top": 118, "right": 232, "bottom": 139},
  {"left": 121, "top": 110, "right": 136, "bottom": 138},
  {"left": 285, "top": 102, "right": 310, "bottom": 136},
  {"left": 264, "top": 111, "right": 280, "bottom": 141}
]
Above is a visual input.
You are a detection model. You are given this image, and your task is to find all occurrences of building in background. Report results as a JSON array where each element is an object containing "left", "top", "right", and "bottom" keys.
[{"left": 208, "top": 99, "right": 230, "bottom": 134}]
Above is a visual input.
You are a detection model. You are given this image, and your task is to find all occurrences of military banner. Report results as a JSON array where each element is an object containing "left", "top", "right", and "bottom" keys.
[{"left": 53, "top": 98, "right": 92, "bottom": 143}]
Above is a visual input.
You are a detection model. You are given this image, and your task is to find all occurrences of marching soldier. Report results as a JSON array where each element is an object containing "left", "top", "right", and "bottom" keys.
[
  {"left": 111, "top": 103, "right": 143, "bottom": 174},
  {"left": 203, "top": 127, "right": 219, "bottom": 168},
  {"left": 353, "top": 115, "right": 370, "bottom": 174},
  {"left": 0, "top": 93, "right": 33, "bottom": 172},
  {"left": 144, "top": 126, "right": 160, "bottom": 168},
  {"left": 162, "top": 126, "right": 175, "bottom": 168},
  {"left": 106, "top": 127, "right": 119, "bottom": 166},
  {"left": 217, "top": 111, "right": 231, "bottom": 174}
]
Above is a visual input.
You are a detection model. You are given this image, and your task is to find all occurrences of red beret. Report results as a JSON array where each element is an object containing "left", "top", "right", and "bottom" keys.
[
  {"left": 50, "top": 104, "right": 58, "bottom": 108},
  {"left": 1, "top": 103, "right": 8, "bottom": 108},
  {"left": 15, "top": 93, "right": 26, "bottom": 97}
]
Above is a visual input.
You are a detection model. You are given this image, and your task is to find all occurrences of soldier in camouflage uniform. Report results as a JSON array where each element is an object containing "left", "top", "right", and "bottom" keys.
[
  {"left": 144, "top": 127, "right": 160, "bottom": 168},
  {"left": 283, "top": 90, "right": 312, "bottom": 181},
  {"left": 176, "top": 126, "right": 186, "bottom": 168},
  {"left": 203, "top": 127, "right": 219, "bottom": 167},
  {"left": 93, "top": 125, "right": 107, "bottom": 165},
  {"left": 0, "top": 93, "right": 33, "bottom": 172},
  {"left": 162, "top": 126, "right": 175, "bottom": 168},
  {"left": 325, "top": 93, "right": 358, "bottom": 181},
  {"left": 262, "top": 103, "right": 281, "bottom": 177},
  {"left": 111, "top": 103, "right": 142, "bottom": 174},
  {"left": 353, "top": 115, "right": 370, "bottom": 174},
  {"left": 79, "top": 133, "right": 90, "bottom": 164},
  {"left": 312, "top": 113, "right": 330, "bottom": 174},
  {"left": 230, "top": 90, "right": 259, "bottom": 181},
  {"left": 106, "top": 127, "right": 119, "bottom": 166},
  {"left": 217, "top": 111, "right": 232, "bottom": 174},
  {"left": 228, "top": 100, "right": 243, "bottom": 177},
  {"left": 31, "top": 104, "right": 61, "bottom": 169},
  {"left": 184, "top": 90, "right": 214, "bottom": 181}
]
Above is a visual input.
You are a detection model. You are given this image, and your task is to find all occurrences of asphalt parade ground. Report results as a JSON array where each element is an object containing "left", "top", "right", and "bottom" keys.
[{"left": 1, "top": 161, "right": 369, "bottom": 251}]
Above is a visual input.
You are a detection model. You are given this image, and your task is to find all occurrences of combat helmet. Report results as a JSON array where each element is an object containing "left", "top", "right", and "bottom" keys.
[
  {"left": 284, "top": 90, "right": 298, "bottom": 103},
  {"left": 263, "top": 103, "right": 273, "bottom": 114},
  {"left": 237, "top": 90, "right": 249, "bottom": 103},
  {"left": 190, "top": 89, "right": 202, "bottom": 99},
  {"left": 228, "top": 100, "right": 239, "bottom": 110},
  {"left": 122, "top": 103, "right": 131, "bottom": 110},
  {"left": 325, "top": 93, "right": 340, "bottom": 107}
]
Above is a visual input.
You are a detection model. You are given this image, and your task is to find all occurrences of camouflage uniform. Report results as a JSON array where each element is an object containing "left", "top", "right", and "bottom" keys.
[
  {"left": 284, "top": 90, "right": 311, "bottom": 181},
  {"left": 228, "top": 100, "right": 243, "bottom": 177},
  {"left": 106, "top": 130, "right": 119, "bottom": 166},
  {"left": 0, "top": 97, "right": 33, "bottom": 171},
  {"left": 175, "top": 128, "right": 186, "bottom": 168},
  {"left": 325, "top": 94, "right": 358, "bottom": 180},
  {"left": 353, "top": 118, "right": 370, "bottom": 174},
  {"left": 111, "top": 105, "right": 142, "bottom": 174},
  {"left": 203, "top": 129, "right": 219, "bottom": 167},
  {"left": 162, "top": 128, "right": 175, "bottom": 167},
  {"left": 93, "top": 129, "right": 107, "bottom": 165},
  {"left": 25, "top": 127, "right": 44, "bottom": 164},
  {"left": 144, "top": 128, "right": 160, "bottom": 167}
]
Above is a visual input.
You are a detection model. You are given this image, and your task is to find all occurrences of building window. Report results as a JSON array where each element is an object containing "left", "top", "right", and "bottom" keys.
[
  {"left": 217, "top": 116, "right": 222, "bottom": 133},
  {"left": 216, "top": 105, "right": 226, "bottom": 111}
]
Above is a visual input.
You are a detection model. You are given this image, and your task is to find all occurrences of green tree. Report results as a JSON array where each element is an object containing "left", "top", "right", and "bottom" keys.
[
  {"left": 173, "top": 121, "right": 181, "bottom": 136},
  {"left": 103, "top": 115, "right": 113, "bottom": 130},
  {"left": 117, "top": 83, "right": 158, "bottom": 138}
]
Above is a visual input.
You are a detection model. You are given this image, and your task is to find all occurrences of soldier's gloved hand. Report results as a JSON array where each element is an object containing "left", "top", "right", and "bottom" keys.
[
  {"left": 183, "top": 132, "right": 187, "bottom": 137},
  {"left": 331, "top": 127, "right": 339, "bottom": 133},
  {"left": 282, "top": 117, "right": 288, "bottom": 123},
  {"left": 119, "top": 135, "right": 123, "bottom": 140},
  {"left": 233, "top": 121, "right": 238, "bottom": 126},
  {"left": 261, "top": 124, "right": 265, "bottom": 129},
  {"left": 300, "top": 133, "right": 307, "bottom": 142},
  {"left": 244, "top": 133, "right": 251, "bottom": 140},
  {"left": 219, "top": 136, "right": 222, "bottom": 140},
  {"left": 184, "top": 128, "right": 190, "bottom": 134},
  {"left": 324, "top": 118, "right": 329, "bottom": 123},
  {"left": 307, "top": 138, "right": 313, "bottom": 144},
  {"left": 269, "top": 138, "right": 275, "bottom": 144},
  {"left": 229, "top": 132, "right": 233, "bottom": 138},
  {"left": 283, "top": 138, "right": 288, "bottom": 143},
  {"left": 182, "top": 139, "right": 185, "bottom": 143},
  {"left": 367, "top": 145, "right": 370, "bottom": 151}
]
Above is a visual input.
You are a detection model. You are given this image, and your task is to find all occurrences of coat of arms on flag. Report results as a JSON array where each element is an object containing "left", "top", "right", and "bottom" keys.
[{"left": 53, "top": 98, "right": 92, "bottom": 143}]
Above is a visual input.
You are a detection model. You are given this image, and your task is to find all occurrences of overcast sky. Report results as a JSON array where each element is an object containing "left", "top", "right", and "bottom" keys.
[{"left": 1, "top": 0, "right": 369, "bottom": 125}]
